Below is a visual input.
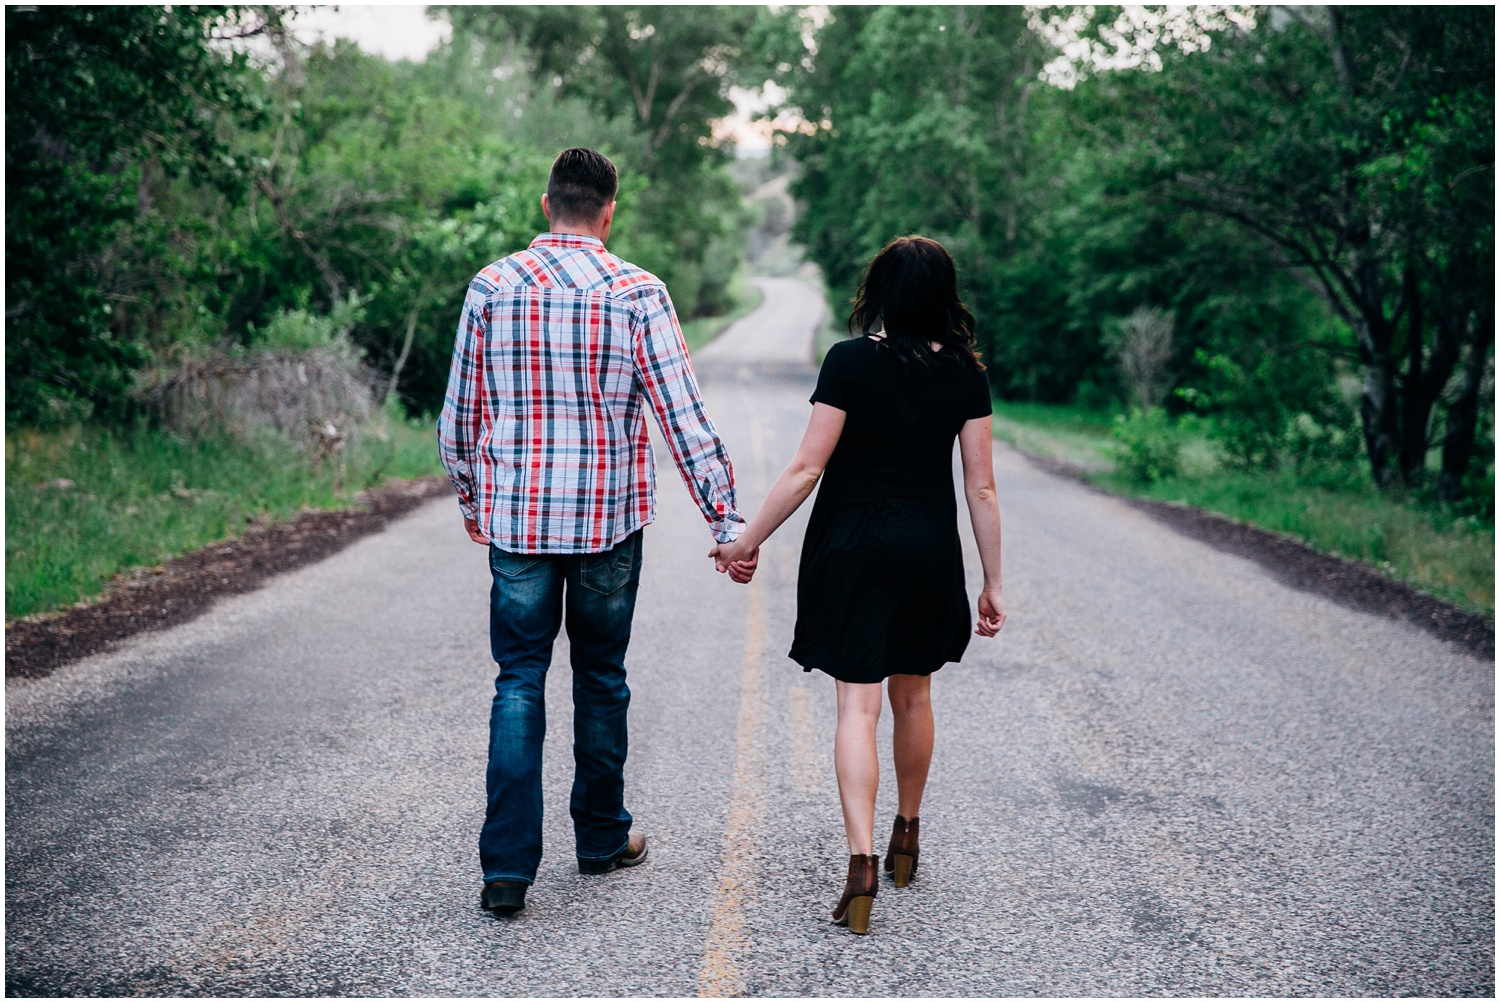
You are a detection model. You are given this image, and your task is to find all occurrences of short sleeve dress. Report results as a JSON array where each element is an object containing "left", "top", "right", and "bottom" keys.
[{"left": 789, "top": 335, "right": 994, "bottom": 684}]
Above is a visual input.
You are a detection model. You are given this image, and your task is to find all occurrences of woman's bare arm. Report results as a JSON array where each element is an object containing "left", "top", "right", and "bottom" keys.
[
  {"left": 958, "top": 415, "right": 1006, "bottom": 636},
  {"left": 710, "top": 403, "right": 846, "bottom": 571}
]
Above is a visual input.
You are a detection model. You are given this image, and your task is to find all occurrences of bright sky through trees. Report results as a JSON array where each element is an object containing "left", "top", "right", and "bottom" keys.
[{"left": 300, "top": 3, "right": 775, "bottom": 149}]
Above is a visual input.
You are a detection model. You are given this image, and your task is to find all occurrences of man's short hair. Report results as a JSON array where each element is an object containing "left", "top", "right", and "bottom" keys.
[{"left": 546, "top": 148, "right": 618, "bottom": 225}]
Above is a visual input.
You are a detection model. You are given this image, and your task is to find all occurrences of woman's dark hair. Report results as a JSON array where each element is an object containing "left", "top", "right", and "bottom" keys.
[
  {"left": 847, "top": 236, "right": 983, "bottom": 371},
  {"left": 546, "top": 147, "right": 619, "bottom": 224}
]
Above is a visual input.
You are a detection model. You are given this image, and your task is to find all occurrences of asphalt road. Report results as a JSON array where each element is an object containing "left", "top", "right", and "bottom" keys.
[{"left": 6, "top": 277, "right": 1493, "bottom": 996}]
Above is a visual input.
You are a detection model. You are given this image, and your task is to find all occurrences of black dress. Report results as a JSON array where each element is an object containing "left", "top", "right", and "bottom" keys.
[{"left": 789, "top": 335, "right": 994, "bottom": 684}]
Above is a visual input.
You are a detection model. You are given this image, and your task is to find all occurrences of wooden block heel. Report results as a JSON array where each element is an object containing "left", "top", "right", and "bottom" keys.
[
  {"left": 838, "top": 895, "right": 874, "bottom": 934},
  {"left": 891, "top": 852, "right": 915, "bottom": 888}
]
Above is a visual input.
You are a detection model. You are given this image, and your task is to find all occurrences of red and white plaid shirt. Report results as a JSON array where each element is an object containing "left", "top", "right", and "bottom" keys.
[{"left": 437, "top": 232, "right": 744, "bottom": 554}]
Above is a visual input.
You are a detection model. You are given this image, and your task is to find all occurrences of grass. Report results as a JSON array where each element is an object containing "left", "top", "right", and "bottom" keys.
[
  {"left": 992, "top": 401, "right": 1116, "bottom": 471},
  {"left": 682, "top": 270, "right": 765, "bottom": 353},
  {"left": 992, "top": 401, "right": 1495, "bottom": 615},
  {"left": 5, "top": 418, "right": 442, "bottom": 621}
]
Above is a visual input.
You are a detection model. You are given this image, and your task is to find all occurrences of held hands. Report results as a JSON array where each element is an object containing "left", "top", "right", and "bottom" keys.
[
  {"left": 709, "top": 538, "right": 759, "bottom": 585},
  {"left": 975, "top": 587, "right": 1006, "bottom": 637}
]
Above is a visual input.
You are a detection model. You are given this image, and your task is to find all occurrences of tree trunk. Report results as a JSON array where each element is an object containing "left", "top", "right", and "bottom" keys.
[
  {"left": 1396, "top": 262, "right": 1429, "bottom": 485},
  {"left": 1438, "top": 311, "right": 1494, "bottom": 501},
  {"left": 383, "top": 288, "right": 428, "bottom": 407},
  {"left": 1352, "top": 313, "right": 1401, "bottom": 489}
]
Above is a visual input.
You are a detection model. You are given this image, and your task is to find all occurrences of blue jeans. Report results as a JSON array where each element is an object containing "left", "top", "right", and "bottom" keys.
[{"left": 480, "top": 530, "right": 643, "bottom": 884}]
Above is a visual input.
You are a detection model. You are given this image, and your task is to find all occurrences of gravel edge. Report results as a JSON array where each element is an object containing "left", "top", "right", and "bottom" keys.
[
  {"left": 5, "top": 476, "right": 452, "bottom": 679},
  {"left": 1017, "top": 452, "right": 1494, "bottom": 662}
]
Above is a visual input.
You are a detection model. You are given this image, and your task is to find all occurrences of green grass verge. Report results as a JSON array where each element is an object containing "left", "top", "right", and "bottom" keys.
[
  {"left": 682, "top": 271, "right": 765, "bottom": 353},
  {"left": 992, "top": 401, "right": 1116, "bottom": 471},
  {"left": 991, "top": 401, "right": 1495, "bottom": 615},
  {"left": 5, "top": 418, "right": 443, "bottom": 621}
]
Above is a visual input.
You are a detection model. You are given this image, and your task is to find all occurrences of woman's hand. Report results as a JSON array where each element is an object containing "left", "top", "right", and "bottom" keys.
[
  {"left": 709, "top": 540, "right": 759, "bottom": 583},
  {"left": 975, "top": 588, "right": 1006, "bottom": 637}
]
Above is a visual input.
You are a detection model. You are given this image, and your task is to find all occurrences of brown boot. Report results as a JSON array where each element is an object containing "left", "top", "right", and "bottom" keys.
[
  {"left": 831, "top": 854, "right": 879, "bottom": 934},
  {"left": 882, "top": 815, "right": 920, "bottom": 887}
]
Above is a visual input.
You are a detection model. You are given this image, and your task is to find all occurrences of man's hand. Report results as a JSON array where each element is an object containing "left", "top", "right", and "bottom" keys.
[
  {"left": 709, "top": 540, "right": 759, "bottom": 584},
  {"left": 975, "top": 588, "right": 1006, "bottom": 637},
  {"left": 463, "top": 516, "right": 488, "bottom": 545}
]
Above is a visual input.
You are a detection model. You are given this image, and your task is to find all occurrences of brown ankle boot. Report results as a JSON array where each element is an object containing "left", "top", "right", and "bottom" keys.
[
  {"left": 831, "top": 854, "right": 879, "bottom": 934},
  {"left": 882, "top": 815, "right": 920, "bottom": 887}
]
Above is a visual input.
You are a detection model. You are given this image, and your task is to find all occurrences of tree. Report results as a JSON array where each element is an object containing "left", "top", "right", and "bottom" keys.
[
  {"left": 1076, "top": 6, "right": 1493, "bottom": 496},
  {"left": 435, "top": 5, "right": 782, "bottom": 315},
  {"left": 5, "top": 5, "right": 271, "bottom": 424},
  {"left": 777, "top": 6, "right": 1062, "bottom": 392}
]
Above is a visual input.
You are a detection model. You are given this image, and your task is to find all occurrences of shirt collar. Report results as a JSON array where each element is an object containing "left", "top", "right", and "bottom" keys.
[{"left": 530, "top": 232, "right": 606, "bottom": 252}]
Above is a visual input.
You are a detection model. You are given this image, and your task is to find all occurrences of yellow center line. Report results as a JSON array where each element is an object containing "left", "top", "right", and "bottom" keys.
[
  {"left": 695, "top": 578, "right": 766, "bottom": 998},
  {"left": 696, "top": 410, "right": 771, "bottom": 998}
]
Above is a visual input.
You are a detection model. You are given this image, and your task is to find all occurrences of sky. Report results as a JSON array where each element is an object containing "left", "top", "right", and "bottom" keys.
[
  {"left": 292, "top": 5, "right": 451, "bottom": 63},
  {"left": 292, "top": 4, "right": 772, "bottom": 150}
]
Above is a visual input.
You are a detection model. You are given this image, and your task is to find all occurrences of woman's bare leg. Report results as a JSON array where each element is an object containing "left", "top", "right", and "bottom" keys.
[
  {"left": 834, "top": 681, "right": 883, "bottom": 855},
  {"left": 887, "top": 673, "right": 934, "bottom": 819}
]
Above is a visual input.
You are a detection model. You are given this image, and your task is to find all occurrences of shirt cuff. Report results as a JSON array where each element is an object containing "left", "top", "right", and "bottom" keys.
[{"left": 712, "top": 512, "right": 746, "bottom": 545}]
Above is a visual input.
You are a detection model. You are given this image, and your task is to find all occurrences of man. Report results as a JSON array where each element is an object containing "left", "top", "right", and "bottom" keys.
[{"left": 438, "top": 147, "right": 754, "bottom": 918}]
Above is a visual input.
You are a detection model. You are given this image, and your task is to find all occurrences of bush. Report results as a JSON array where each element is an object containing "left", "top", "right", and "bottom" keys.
[
  {"left": 135, "top": 300, "right": 378, "bottom": 452},
  {"left": 1110, "top": 407, "right": 1184, "bottom": 484}
]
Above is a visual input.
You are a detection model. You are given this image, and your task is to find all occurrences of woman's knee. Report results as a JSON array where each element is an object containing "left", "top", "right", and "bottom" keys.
[
  {"left": 836, "top": 681, "right": 883, "bottom": 723},
  {"left": 887, "top": 674, "right": 932, "bottom": 716}
]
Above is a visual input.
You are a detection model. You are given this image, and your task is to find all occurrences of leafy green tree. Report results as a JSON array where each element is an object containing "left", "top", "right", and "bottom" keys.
[
  {"left": 208, "top": 36, "right": 554, "bottom": 411},
  {"left": 779, "top": 7, "right": 1046, "bottom": 315},
  {"left": 5, "top": 5, "right": 271, "bottom": 424},
  {"left": 779, "top": 4, "right": 1491, "bottom": 505},
  {"left": 1074, "top": 5, "right": 1494, "bottom": 496},
  {"left": 436, "top": 5, "right": 778, "bottom": 316}
]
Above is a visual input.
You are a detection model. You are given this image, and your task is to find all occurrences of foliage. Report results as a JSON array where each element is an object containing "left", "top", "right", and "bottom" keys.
[
  {"left": 436, "top": 5, "right": 781, "bottom": 319},
  {"left": 5, "top": 5, "right": 273, "bottom": 425},
  {"left": 1176, "top": 339, "right": 1359, "bottom": 476},
  {"left": 774, "top": 5, "right": 1493, "bottom": 508},
  {"left": 1107, "top": 306, "right": 1174, "bottom": 412},
  {"left": 6, "top": 6, "right": 764, "bottom": 428},
  {"left": 214, "top": 37, "right": 558, "bottom": 414},
  {"left": 1110, "top": 407, "right": 1184, "bottom": 484},
  {"left": 1064, "top": 5, "right": 1494, "bottom": 497}
]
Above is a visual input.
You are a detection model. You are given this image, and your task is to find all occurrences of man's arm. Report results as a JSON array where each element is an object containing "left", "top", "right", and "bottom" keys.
[
  {"left": 436, "top": 285, "right": 487, "bottom": 542},
  {"left": 631, "top": 284, "right": 745, "bottom": 543}
]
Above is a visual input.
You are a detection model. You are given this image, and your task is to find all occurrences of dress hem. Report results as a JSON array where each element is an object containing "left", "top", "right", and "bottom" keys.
[{"left": 791, "top": 654, "right": 951, "bottom": 684}]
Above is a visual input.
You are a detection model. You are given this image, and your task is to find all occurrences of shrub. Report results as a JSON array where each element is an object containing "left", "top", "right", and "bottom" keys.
[
  {"left": 1111, "top": 407, "right": 1184, "bottom": 484},
  {"left": 135, "top": 300, "right": 377, "bottom": 452}
]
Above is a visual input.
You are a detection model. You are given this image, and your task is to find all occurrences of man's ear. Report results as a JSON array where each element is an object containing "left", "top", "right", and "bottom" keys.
[
  {"left": 540, "top": 194, "right": 551, "bottom": 222},
  {"left": 601, "top": 200, "right": 616, "bottom": 231}
]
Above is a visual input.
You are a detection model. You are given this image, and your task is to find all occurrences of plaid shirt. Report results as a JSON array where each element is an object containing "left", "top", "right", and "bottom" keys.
[{"left": 437, "top": 232, "right": 744, "bottom": 554}]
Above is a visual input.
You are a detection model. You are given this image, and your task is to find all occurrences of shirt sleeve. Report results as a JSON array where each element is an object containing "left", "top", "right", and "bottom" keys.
[
  {"left": 436, "top": 284, "right": 486, "bottom": 524},
  {"left": 631, "top": 284, "right": 746, "bottom": 544},
  {"left": 810, "top": 340, "right": 850, "bottom": 411},
  {"left": 965, "top": 365, "right": 994, "bottom": 419}
]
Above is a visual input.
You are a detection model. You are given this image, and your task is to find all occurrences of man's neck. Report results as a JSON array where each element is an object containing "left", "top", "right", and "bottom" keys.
[{"left": 549, "top": 225, "right": 606, "bottom": 244}]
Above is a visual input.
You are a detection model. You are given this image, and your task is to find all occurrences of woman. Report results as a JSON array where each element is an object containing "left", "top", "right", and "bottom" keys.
[{"left": 711, "top": 235, "right": 1006, "bottom": 935}]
